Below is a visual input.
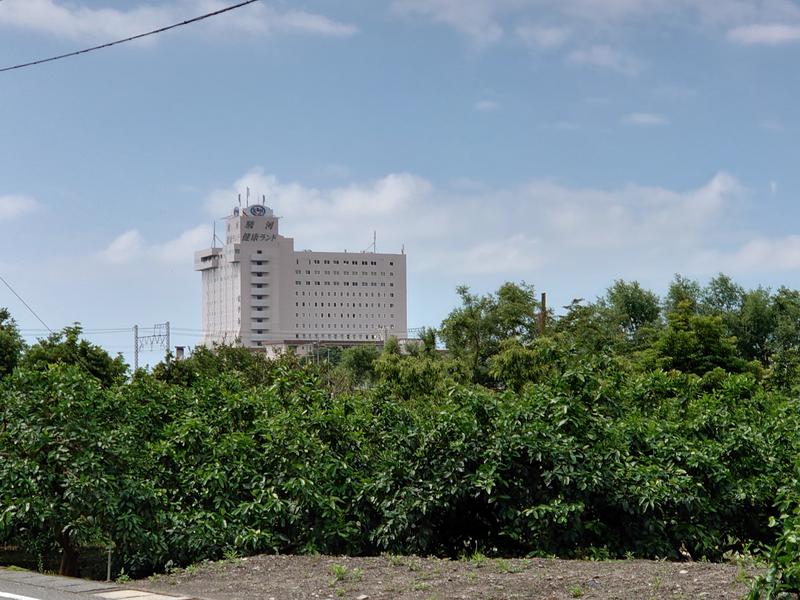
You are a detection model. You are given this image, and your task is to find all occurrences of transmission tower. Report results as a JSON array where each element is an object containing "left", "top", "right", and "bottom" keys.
[{"left": 133, "top": 321, "right": 170, "bottom": 371}]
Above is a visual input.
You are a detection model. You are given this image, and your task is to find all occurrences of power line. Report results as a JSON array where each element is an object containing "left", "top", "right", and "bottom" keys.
[
  {"left": 0, "top": 275, "right": 52, "bottom": 332},
  {"left": 0, "top": 0, "right": 261, "bottom": 73}
]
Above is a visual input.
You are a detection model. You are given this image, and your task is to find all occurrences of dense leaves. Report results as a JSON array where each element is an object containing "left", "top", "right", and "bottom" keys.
[{"left": 2, "top": 274, "right": 800, "bottom": 582}]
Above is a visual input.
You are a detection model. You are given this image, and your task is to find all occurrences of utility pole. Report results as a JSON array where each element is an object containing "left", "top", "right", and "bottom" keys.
[
  {"left": 539, "top": 292, "right": 547, "bottom": 334},
  {"left": 133, "top": 325, "right": 139, "bottom": 371},
  {"left": 133, "top": 321, "right": 171, "bottom": 369}
]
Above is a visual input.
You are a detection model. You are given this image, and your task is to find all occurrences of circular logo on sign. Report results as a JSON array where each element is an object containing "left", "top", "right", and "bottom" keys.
[{"left": 250, "top": 205, "right": 267, "bottom": 216}]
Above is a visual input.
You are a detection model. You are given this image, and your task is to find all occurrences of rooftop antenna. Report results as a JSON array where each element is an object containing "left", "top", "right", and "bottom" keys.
[
  {"left": 212, "top": 221, "right": 216, "bottom": 249},
  {"left": 373, "top": 230, "right": 377, "bottom": 253},
  {"left": 246, "top": 186, "right": 250, "bottom": 207},
  {"left": 262, "top": 194, "right": 266, "bottom": 204},
  {"left": 238, "top": 193, "right": 242, "bottom": 210},
  {"left": 401, "top": 244, "right": 405, "bottom": 255}
]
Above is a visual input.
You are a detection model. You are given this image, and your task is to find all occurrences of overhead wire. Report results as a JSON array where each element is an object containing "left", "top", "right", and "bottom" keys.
[
  {"left": 0, "top": 274, "right": 52, "bottom": 332},
  {"left": 0, "top": 0, "right": 261, "bottom": 73}
]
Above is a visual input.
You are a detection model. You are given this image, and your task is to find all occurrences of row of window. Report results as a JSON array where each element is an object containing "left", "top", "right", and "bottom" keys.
[
  {"left": 299, "top": 258, "right": 395, "bottom": 267},
  {"left": 295, "top": 270, "right": 395, "bottom": 277},
  {"left": 296, "top": 313, "right": 395, "bottom": 319},
  {"left": 296, "top": 302, "right": 394, "bottom": 308},
  {"left": 295, "top": 291, "right": 395, "bottom": 298},
  {"left": 295, "top": 324, "right": 395, "bottom": 331},
  {"left": 295, "top": 333, "right": 381, "bottom": 340},
  {"left": 295, "top": 281, "right": 395, "bottom": 288}
]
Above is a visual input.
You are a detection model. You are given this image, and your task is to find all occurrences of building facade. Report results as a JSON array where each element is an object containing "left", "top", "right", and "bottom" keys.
[{"left": 195, "top": 204, "right": 407, "bottom": 348}]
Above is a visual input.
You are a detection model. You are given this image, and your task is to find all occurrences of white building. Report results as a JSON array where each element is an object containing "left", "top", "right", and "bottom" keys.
[{"left": 195, "top": 204, "right": 407, "bottom": 349}]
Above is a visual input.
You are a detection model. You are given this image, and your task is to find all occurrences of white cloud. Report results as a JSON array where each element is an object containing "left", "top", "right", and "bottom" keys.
[
  {"left": 0, "top": 0, "right": 357, "bottom": 42},
  {"left": 461, "top": 235, "right": 543, "bottom": 273},
  {"left": 567, "top": 45, "right": 641, "bottom": 74},
  {"left": 388, "top": 0, "right": 800, "bottom": 50},
  {"left": 515, "top": 23, "right": 571, "bottom": 48},
  {"left": 727, "top": 23, "right": 800, "bottom": 45},
  {"left": 699, "top": 236, "right": 800, "bottom": 273},
  {"left": 99, "top": 225, "right": 212, "bottom": 265},
  {"left": 621, "top": 112, "right": 670, "bottom": 126},
  {"left": 151, "top": 225, "right": 214, "bottom": 264},
  {"left": 391, "top": 0, "right": 515, "bottom": 45},
  {"left": 200, "top": 168, "right": 755, "bottom": 280},
  {"left": 99, "top": 230, "right": 145, "bottom": 264},
  {"left": 0, "top": 195, "right": 38, "bottom": 220},
  {"left": 474, "top": 99, "right": 501, "bottom": 111}
]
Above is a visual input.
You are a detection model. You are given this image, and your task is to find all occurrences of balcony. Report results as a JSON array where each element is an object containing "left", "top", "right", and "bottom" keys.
[
  {"left": 194, "top": 248, "right": 221, "bottom": 271},
  {"left": 250, "top": 297, "right": 270, "bottom": 307},
  {"left": 250, "top": 276, "right": 270, "bottom": 285}
]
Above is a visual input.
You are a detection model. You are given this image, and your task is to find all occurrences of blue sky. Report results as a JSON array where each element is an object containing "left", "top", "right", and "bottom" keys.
[{"left": 1, "top": 0, "right": 800, "bottom": 366}]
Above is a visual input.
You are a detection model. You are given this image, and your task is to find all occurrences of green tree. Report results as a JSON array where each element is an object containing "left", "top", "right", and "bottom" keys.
[
  {"left": 664, "top": 274, "right": 702, "bottom": 314},
  {"left": 0, "top": 366, "right": 142, "bottom": 575},
  {"left": 0, "top": 308, "right": 24, "bottom": 378},
  {"left": 338, "top": 344, "right": 380, "bottom": 386},
  {"left": 701, "top": 273, "right": 744, "bottom": 316},
  {"left": 604, "top": 279, "right": 661, "bottom": 339},
  {"left": 767, "top": 287, "right": 800, "bottom": 390},
  {"left": 653, "top": 301, "right": 748, "bottom": 375},
  {"left": 439, "top": 283, "right": 539, "bottom": 383},
  {"left": 20, "top": 325, "right": 127, "bottom": 387},
  {"left": 734, "top": 287, "right": 775, "bottom": 364}
]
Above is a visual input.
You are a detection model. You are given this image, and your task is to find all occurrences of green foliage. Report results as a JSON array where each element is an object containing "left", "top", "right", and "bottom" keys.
[
  {"left": 20, "top": 325, "right": 127, "bottom": 388},
  {"left": 0, "top": 307, "right": 24, "bottom": 379},
  {"left": 748, "top": 485, "right": 800, "bottom": 599},
  {"left": 439, "top": 282, "right": 539, "bottom": 383},
  {"left": 0, "top": 365, "right": 152, "bottom": 575},
  {"left": 2, "top": 274, "right": 800, "bottom": 579},
  {"left": 605, "top": 279, "right": 661, "bottom": 339}
]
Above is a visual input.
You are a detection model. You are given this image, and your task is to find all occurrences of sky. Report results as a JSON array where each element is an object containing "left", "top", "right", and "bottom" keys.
[{"left": 1, "top": 0, "right": 800, "bottom": 367}]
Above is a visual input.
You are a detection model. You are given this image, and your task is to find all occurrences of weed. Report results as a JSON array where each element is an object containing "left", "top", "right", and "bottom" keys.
[
  {"left": 384, "top": 553, "right": 406, "bottom": 567},
  {"left": 651, "top": 575, "right": 662, "bottom": 591},
  {"left": 467, "top": 550, "right": 487, "bottom": 568},
  {"left": 329, "top": 564, "right": 364, "bottom": 585},
  {"left": 413, "top": 582, "right": 431, "bottom": 591},
  {"left": 115, "top": 569, "right": 131, "bottom": 584},
  {"left": 569, "top": 584, "right": 584, "bottom": 598}
]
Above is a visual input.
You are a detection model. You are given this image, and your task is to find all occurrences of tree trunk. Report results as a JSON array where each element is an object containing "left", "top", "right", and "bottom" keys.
[{"left": 58, "top": 535, "right": 80, "bottom": 577}]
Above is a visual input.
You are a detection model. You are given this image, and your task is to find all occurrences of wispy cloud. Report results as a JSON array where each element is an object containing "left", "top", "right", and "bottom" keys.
[
  {"left": 727, "top": 23, "right": 800, "bottom": 45},
  {"left": 621, "top": 112, "right": 670, "bottom": 126},
  {"left": 0, "top": 0, "right": 357, "bottom": 42},
  {"left": 515, "top": 23, "right": 571, "bottom": 48},
  {"left": 474, "top": 99, "right": 501, "bottom": 111},
  {"left": 391, "top": 0, "right": 506, "bottom": 45},
  {"left": 567, "top": 45, "right": 641, "bottom": 75},
  {"left": 0, "top": 195, "right": 38, "bottom": 220}
]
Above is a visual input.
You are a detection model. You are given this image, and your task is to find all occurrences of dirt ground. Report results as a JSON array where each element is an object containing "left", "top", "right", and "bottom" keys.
[{"left": 136, "top": 554, "right": 761, "bottom": 600}]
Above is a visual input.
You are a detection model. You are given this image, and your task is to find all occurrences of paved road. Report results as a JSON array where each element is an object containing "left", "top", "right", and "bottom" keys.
[{"left": 0, "top": 569, "right": 192, "bottom": 600}]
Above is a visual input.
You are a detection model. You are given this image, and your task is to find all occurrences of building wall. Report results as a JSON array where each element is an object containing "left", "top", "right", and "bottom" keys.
[{"left": 195, "top": 204, "right": 407, "bottom": 347}]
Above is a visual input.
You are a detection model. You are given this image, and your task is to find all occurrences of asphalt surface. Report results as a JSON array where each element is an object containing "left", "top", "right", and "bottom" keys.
[{"left": 0, "top": 568, "right": 193, "bottom": 600}]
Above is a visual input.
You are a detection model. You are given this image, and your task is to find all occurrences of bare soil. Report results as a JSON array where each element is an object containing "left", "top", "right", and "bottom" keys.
[{"left": 136, "top": 554, "right": 761, "bottom": 600}]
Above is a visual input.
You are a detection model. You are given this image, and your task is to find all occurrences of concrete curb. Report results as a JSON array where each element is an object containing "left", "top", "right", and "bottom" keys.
[{"left": 0, "top": 568, "right": 197, "bottom": 600}]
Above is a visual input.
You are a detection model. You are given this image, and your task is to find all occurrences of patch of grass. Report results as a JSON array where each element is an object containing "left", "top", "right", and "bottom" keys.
[
  {"left": 384, "top": 553, "right": 406, "bottom": 567},
  {"left": 569, "top": 584, "right": 584, "bottom": 598},
  {"left": 3, "top": 566, "right": 28, "bottom": 572},
  {"left": 413, "top": 582, "right": 431, "bottom": 591},
  {"left": 466, "top": 550, "right": 487, "bottom": 568},
  {"left": 329, "top": 564, "right": 364, "bottom": 585}
]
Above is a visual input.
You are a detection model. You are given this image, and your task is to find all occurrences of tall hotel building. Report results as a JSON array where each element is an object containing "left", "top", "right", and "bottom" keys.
[{"left": 195, "top": 204, "right": 407, "bottom": 348}]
